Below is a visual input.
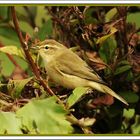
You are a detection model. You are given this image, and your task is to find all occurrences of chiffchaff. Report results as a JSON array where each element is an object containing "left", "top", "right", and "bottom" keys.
[{"left": 35, "top": 39, "right": 128, "bottom": 106}]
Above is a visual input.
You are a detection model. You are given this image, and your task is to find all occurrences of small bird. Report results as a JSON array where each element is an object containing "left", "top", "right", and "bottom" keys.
[{"left": 36, "top": 39, "right": 128, "bottom": 106}]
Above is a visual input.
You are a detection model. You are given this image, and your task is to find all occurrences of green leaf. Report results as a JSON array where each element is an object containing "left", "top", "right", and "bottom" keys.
[
  {"left": 15, "top": 7, "right": 36, "bottom": 24},
  {"left": 84, "top": 7, "right": 98, "bottom": 24},
  {"left": 35, "top": 6, "right": 50, "bottom": 27},
  {"left": 99, "top": 36, "right": 117, "bottom": 63},
  {"left": 16, "top": 97, "right": 73, "bottom": 134},
  {"left": 0, "top": 53, "right": 15, "bottom": 76},
  {"left": 0, "top": 111, "right": 22, "bottom": 134},
  {"left": 8, "top": 77, "right": 33, "bottom": 98},
  {"left": 38, "top": 19, "right": 53, "bottom": 40},
  {"left": 114, "top": 65, "right": 132, "bottom": 75},
  {"left": 0, "top": 35, "right": 20, "bottom": 47},
  {"left": 13, "top": 56, "right": 28, "bottom": 71},
  {"left": 0, "top": 7, "right": 9, "bottom": 20},
  {"left": 126, "top": 70, "right": 134, "bottom": 81},
  {"left": 15, "top": 7, "right": 28, "bottom": 19},
  {"left": 117, "top": 60, "right": 130, "bottom": 66},
  {"left": 0, "top": 47, "right": 28, "bottom": 77},
  {"left": 19, "top": 21, "right": 34, "bottom": 36},
  {"left": 123, "top": 109, "right": 135, "bottom": 119},
  {"left": 67, "top": 87, "right": 89, "bottom": 109},
  {"left": 0, "top": 45, "right": 25, "bottom": 60},
  {"left": 118, "top": 91, "right": 139, "bottom": 104},
  {"left": 127, "top": 13, "right": 140, "bottom": 28},
  {"left": 131, "top": 116, "right": 140, "bottom": 134},
  {"left": 0, "top": 27, "right": 19, "bottom": 44},
  {"left": 96, "top": 27, "right": 117, "bottom": 45},
  {"left": 105, "top": 8, "right": 117, "bottom": 22}
]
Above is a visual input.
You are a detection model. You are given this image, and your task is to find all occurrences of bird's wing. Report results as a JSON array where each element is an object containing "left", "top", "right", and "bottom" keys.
[{"left": 55, "top": 49, "right": 105, "bottom": 84}]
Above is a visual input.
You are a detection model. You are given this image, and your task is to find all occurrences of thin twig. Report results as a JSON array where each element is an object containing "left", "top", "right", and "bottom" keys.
[
  {"left": 10, "top": 7, "right": 63, "bottom": 104},
  {"left": 0, "top": 91, "right": 13, "bottom": 99},
  {"left": 0, "top": 99, "right": 13, "bottom": 107},
  {"left": 116, "top": 7, "right": 128, "bottom": 54}
]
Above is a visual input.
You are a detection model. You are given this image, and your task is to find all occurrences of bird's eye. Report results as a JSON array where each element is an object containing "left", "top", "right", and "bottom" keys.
[{"left": 44, "top": 45, "right": 49, "bottom": 49}]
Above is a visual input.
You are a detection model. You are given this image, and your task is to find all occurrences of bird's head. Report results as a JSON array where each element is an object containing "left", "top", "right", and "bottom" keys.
[
  {"left": 37, "top": 39, "right": 66, "bottom": 50},
  {"left": 32, "top": 39, "right": 66, "bottom": 63}
]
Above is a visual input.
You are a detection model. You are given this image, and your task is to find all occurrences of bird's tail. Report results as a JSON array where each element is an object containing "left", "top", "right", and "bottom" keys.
[{"left": 88, "top": 81, "right": 128, "bottom": 106}]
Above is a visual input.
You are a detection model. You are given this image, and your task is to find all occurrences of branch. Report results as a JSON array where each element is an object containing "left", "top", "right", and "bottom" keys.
[{"left": 10, "top": 6, "right": 57, "bottom": 98}]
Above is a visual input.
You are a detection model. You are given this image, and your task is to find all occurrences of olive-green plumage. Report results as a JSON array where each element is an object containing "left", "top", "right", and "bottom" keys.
[{"left": 37, "top": 39, "right": 128, "bottom": 106}]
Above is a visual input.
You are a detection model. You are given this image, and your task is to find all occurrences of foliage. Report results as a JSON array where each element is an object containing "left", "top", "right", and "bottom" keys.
[
  {"left": 0, "top": 6, "right": 140, "bottom": 134},
  {"left": 0, "top": 97, "right": 72, "bottom": 134},
  {"left": 0, "top": 111, "right": 22, "bottom": 134},
  {"left": 16, "top": 97, "right": 73, "bottom": 134},
  {"left": 7, "top": 77, "right": 33, "bottom": 98},
  {"left": 66, "top": 87, "right": 89, "bottom": 109},
  {"left": 0, "top": 45, "right": 25, "bottom": 59}
]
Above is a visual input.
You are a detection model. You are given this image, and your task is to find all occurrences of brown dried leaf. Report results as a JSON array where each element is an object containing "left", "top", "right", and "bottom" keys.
[
  {"left": 132, "top": 82, "right": 139, "bottom": 93},
  {"left": 128, "top": 33, "right": 140, "bottom": 47},
  {"left": 11, "top": 67, "right": 27, "bottom": 80},
  {"left": 85, "top": 51, "right": 107, "bottom": 71},
  {"left": 89, "top": 95, "right": 114, "bottom": 108}
]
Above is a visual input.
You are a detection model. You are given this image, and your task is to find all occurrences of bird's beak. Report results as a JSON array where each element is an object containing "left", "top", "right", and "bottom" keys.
[
  {"left": 30, "top": 46, "right": 40, "bottom": 50},
  {"left": 30, "top": 46, "right": 41, "bottom": 54}
]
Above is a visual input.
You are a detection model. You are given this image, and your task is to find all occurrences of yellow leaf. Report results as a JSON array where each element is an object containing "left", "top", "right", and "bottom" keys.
[
  {"left": 0, "top": 45, "right": 25, "bottom": 59},
  {"left": 96, "top": 27, "right": 117, "bottom": 45},
  {"left": 105, "top": 8, "right": 117, "bottom": 22}
]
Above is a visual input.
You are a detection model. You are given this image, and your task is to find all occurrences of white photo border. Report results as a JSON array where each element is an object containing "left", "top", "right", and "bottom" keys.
[{"left": 0, "top": 1, "right": 140, "bottom": 139}]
